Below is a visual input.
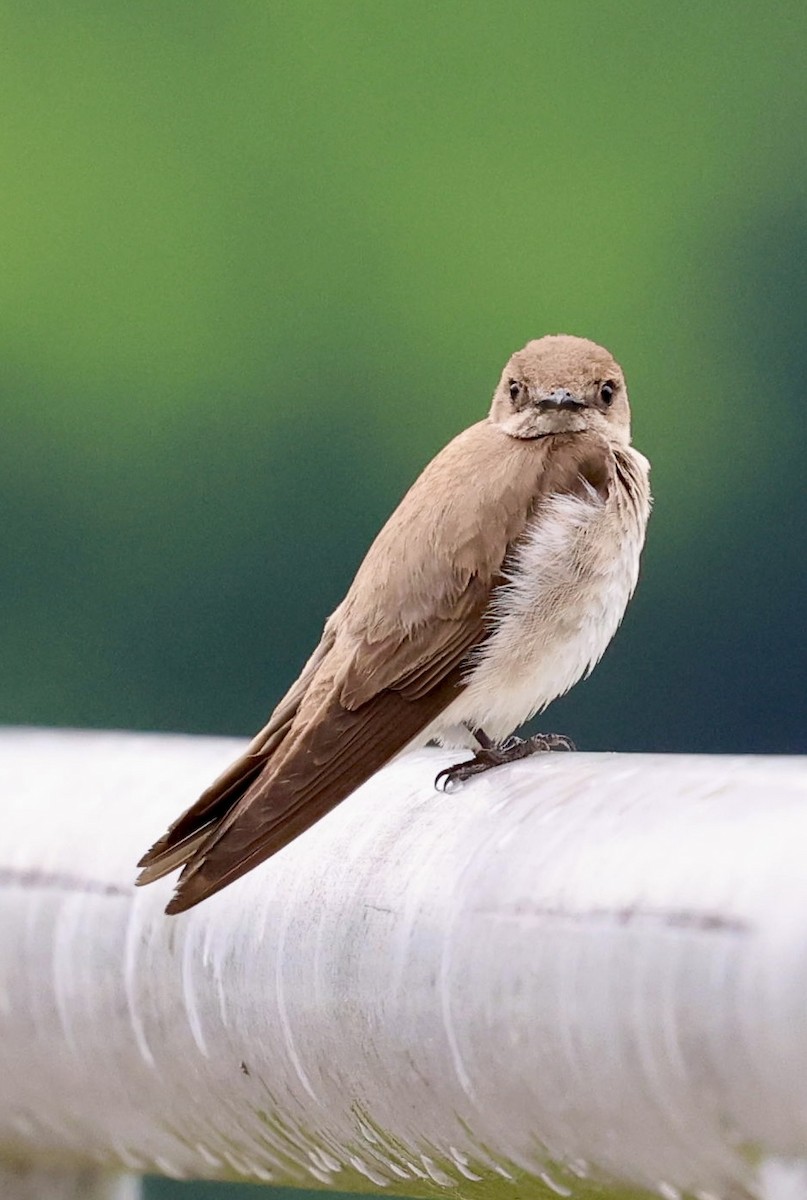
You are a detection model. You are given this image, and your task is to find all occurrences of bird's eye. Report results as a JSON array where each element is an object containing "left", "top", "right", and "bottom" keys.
[
  {"left": 508, "top": 380, "right": 523, "bottom": 402},
  {"left": 600, "top": 381, "right": 615, "bottom": 406}
]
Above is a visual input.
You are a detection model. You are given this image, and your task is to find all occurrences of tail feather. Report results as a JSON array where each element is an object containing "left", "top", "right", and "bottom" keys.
[
  {"left": 138, "top": 625, "right": 342, "bottom": 887},
  {"left": 135, "top": 828, "right": 213, "bottom": 885},
  {"left": 135, "top": 754, "right": 265, "bottom": 882},
  {"left": 163, "top": 676, "right": 461, "bottom": 913}
]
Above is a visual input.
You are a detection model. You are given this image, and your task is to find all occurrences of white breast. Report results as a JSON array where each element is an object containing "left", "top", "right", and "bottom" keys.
[{"left": 430, "top": 456, "right": 650, "bottom": 746}]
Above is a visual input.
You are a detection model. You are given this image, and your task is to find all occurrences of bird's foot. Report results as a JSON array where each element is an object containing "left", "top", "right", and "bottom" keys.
[{"left": 434, "top": 732, "right": 576, "bottom": 792}]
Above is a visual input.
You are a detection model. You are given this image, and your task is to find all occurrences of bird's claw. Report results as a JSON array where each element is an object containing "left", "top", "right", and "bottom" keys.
[
  {"left": 434, "top": 731, "right": 576, "bottom": 791},
  {"left": 510, "top": 732, "right": 576, "bottom": 753},
  {"left": 435, "top": 747, "right": 509, "bottom": 791}
]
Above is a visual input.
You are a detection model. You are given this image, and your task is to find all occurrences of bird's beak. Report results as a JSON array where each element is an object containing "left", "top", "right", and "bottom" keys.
[{"left": 536, "top": 388, "right": 586, "bottom": 412}]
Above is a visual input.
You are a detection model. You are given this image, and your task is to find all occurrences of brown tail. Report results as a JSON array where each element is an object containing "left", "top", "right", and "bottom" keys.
[
  {"left": 139, "top": 676, "right": 460, "bottom": 913},
  {"left": 135, "top": 753, "right": 267, "bottom": 885},
  {"left": 136, "top": 625, "right": 340, "bottom": 891}
]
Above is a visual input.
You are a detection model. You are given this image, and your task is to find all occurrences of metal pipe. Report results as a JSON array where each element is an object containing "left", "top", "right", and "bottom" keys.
[{"left": 1, "top": 728, "right": 806, "bottom": 1198}]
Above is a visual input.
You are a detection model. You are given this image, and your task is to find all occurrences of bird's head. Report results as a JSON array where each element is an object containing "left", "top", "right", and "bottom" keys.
[{"left": 489, "top": 334, "right": 631, "bottom": 444}]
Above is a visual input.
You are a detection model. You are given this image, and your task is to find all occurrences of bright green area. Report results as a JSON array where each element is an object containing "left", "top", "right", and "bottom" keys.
[
  {"left": 3, "top": 1, "right": 806, "bottom": 754},
  {"left": 2, "top": 2, "right": 805, "bottom": 1197}
]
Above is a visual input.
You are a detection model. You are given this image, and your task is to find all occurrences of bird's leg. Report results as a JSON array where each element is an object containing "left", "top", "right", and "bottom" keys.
[{"left": 434, "top": 726, "right": 576, "bottom": 791}]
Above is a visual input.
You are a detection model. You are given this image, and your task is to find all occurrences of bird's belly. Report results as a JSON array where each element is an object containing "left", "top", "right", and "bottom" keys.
[{"left": 431, "top": 490, "right": 646, "bottom": 744}]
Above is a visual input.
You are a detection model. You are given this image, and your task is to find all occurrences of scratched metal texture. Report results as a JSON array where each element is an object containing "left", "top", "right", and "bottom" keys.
[{"left": 1, "top": 729, "right": 807, "bottom": 1199}]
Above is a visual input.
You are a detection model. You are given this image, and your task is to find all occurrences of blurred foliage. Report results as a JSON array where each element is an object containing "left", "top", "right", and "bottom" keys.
[
  {"left": 3, "top": 0, "right": 806, "bottom": 754},
  {"left": 1, "top": 1, "right": 805, "bottom": 1196}
]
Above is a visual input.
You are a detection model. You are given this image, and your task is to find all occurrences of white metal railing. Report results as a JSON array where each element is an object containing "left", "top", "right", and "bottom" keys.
[{"left": 1, "top": 727, "right": 806, "bottom": 1200}]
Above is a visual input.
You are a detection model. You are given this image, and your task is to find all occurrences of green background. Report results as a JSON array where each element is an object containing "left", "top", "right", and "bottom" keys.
[{"left": 1, "top": 3, "right": 805, "bottom": 1197}]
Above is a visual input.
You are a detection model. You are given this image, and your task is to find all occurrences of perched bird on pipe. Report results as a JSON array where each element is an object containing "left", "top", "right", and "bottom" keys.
[{"left": 137, "top": 334, "right": 652, "bottom": 913}]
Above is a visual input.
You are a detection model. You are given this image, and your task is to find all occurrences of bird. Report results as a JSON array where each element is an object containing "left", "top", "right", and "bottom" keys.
[{"left": 137, "top": 334, "right": 651, "bottom": 913}]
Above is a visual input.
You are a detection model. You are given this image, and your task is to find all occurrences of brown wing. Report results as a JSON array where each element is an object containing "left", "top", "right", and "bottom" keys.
[
  {"left": 140, "top": 424, "right": 614, "bottom": 912},
  {"left": 136, "top": 616, "right": 341, "bottom": 883},
  {"left": 156, "top": 569, "right": 498, "bottom": 911},
  {"left": 335, "top": 426, "right": 614, "bottom": 705},
  {"left": 163, "top": 673, "right": 467, "bottom": 912}
]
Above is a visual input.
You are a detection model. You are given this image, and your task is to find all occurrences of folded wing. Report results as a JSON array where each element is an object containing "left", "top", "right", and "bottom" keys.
[{"left": 137, "top": 425, "right": 613, "bottom": 911}]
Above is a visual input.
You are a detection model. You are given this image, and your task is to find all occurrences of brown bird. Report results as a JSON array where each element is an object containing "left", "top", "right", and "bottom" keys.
[{"left": 137, "top": 334, "right": 651, "bottom": 913}]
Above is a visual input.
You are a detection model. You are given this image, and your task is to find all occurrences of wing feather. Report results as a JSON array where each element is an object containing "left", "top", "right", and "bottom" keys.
[
  {"left": 139, "top": 423, "right": 616, "bottom": 911},
  {"left": 166, "top": 676, "right": 461, "bottom": 912}
]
